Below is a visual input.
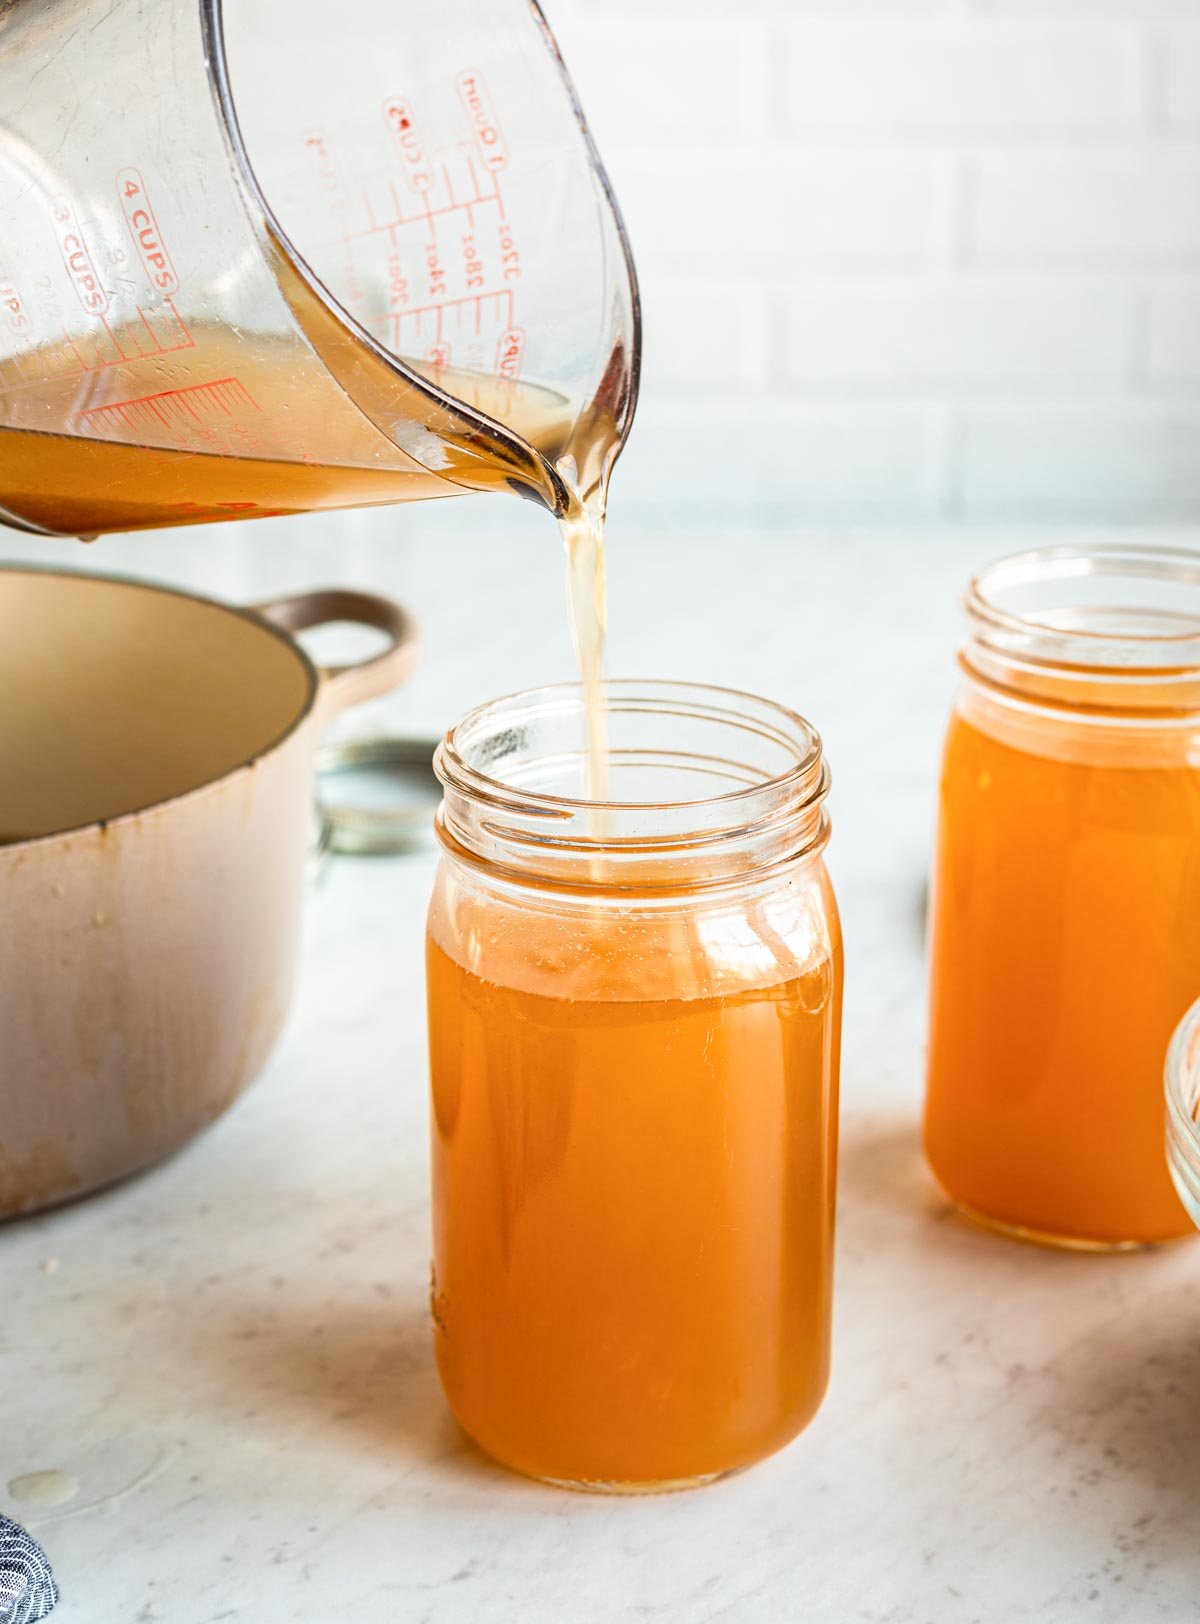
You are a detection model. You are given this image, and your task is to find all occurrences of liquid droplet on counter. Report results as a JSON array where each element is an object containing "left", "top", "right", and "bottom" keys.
[{"left": 7, "top": 1471, "right": 79, "bottom": 1508}]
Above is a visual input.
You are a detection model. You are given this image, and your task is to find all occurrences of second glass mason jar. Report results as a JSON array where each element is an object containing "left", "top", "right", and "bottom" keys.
[
  {"left": 924, "top": 546, "right": 1200, "bottom": 1250},
  {"left": 426, "top": 681, "right": 843, "bottom": 1491}
]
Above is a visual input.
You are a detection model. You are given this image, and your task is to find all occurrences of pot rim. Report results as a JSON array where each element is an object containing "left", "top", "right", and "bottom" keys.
[{"left": 0, "top": 562, "right": 320, "bottom": 854}]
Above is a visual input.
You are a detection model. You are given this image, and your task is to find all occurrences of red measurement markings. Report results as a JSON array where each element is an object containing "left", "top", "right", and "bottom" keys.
[
  {"left": 160, "top": 500, "right": 287, "bottom": 520},
  {"left": 425, "top": 236, "right": 447, "bottom": 299},
  {"left": 383, "top": 98, "right": 434, "bottom": 193},
  {"left": 375, "top": 289, "right": 514, "bottom": 350},
  {"left": 0, "top": 299, "right": 194, "bottom": 397},
  {"left": 424, "top": 341, "right": 451, "bottom": 370},
  {"left": 98, "top": 314, "right": 129, "bottom": 364},
  {"left": 347, "top": 174, "right": 504, "bottom": 242},
  {"left": 50, "top": 195, "right": 108, "bottom": 315},
  {"left": 305, "top": 129, "right": 363, "bottom": 311},
  {"left": 78, "top": 375, "right": 259, "bottom": 439},
  {"left": 125, "top": 299, "right": 193, "bottom": 359},
  {"left": 305, "top": 129, "right": 341, "bottom": 199},
  {"left": 455, "top": 71, "right": 508, "bottom": 172},
  {"left": 116, "top": 169, "right": 179, "bottom": 297},
  {"left": 387, "top": 251, "right": 409, "bottom": 310},
  {"left": 494, "top": 326, "right": 525, "bottom": 383},
  {"left": 0, "top": 275, "right": 30, "bottom": 337},
  {"left": 498, "top": 216, "right": 521, "bottom": 281},
  {"left": 461, "top": 230, "right": 484, "bottom": 290}
]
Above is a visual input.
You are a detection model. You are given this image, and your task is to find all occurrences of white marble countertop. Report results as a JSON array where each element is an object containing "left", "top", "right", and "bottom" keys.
[{"left": 2, "top": 508, "right": 1200, "bottom": 1624}]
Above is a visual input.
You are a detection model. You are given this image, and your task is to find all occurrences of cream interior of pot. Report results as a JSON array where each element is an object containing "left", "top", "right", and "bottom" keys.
[{"left": 0, "top": 571, "right": 313, "bottom": 844}]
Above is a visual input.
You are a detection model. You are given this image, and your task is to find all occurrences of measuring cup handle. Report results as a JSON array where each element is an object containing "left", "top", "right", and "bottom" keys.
[{"left": 253, "top": 589, "right": 420, "bottom": 719}]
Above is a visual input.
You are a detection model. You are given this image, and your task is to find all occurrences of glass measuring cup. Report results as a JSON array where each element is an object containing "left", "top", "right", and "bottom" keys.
[{"left": 0, "top": 0, "right": 640, "bottom": 538}]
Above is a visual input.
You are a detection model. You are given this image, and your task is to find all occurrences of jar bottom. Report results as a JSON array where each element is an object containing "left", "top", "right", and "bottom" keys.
[
  {"left": 532, "top": 1469, "right": 738, "bottom": 1497},
  {"left": 449, "top": 1402, "right": 777, "bottom": 1495},
  {"left": 460, "top": 1425, "right": 757, "bottom": 1495},
  {"left": 949, "top": 1193, "right": 1184, "bottom": 1254}
]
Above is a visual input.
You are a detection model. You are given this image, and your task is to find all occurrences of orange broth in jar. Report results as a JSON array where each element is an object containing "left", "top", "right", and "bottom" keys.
[
  {"left": 426, "top": 682, "right": 843, "bottom": 1490},
  {"left": 924, "top": 547, "right": 1200, "bottom": 1249}
]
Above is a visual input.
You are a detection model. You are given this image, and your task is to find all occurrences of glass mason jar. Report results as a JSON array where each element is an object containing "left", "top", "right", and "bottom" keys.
[
  {"left": 924, "top": 546, "right": 1200, "bottom": 1250},
  {"left": 426, "top": 681, "right": 843, "bottom": 1492}
]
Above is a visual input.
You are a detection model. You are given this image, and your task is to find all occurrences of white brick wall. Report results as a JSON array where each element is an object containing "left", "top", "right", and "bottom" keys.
[
  {"left": 778, "top": 28, "right": 1136, "bottom": 138},
  {"left": 540, "top": 0, "right": 1200, "bottom": 525}
]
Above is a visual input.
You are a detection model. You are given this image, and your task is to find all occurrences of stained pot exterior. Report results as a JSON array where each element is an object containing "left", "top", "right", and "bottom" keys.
[{"left": 0, "top": 573, "right": 416, "bottom": 1217}]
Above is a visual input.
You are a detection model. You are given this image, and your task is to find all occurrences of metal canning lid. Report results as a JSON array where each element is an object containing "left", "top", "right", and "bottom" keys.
[{"left": 315, "top": 737, "right": 442, "bottom": 856}]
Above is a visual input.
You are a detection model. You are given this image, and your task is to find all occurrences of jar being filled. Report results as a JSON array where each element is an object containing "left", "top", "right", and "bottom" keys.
[
  {"left": 924, "top": 546, "right": 1200, "bottom": 1250},
  {"left": 426, "top": 681, "right": 843, "bottom": 1491}
]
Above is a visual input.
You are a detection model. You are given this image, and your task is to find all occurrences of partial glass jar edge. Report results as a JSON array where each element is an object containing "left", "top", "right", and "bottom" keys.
[
  {"left": 961, "top": 543, "right": 1200, "bottom": 722},
  {"left": 1166, "top": 997, "right": 1200, "bottom": 1231}
]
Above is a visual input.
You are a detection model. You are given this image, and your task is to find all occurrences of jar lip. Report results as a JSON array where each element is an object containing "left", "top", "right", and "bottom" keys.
[
  {"left": 435, "top": 678, "right": 825, "bottom": 820},
  {"left": 965, "top": 543, "right": 1200, "bottom": 657}
]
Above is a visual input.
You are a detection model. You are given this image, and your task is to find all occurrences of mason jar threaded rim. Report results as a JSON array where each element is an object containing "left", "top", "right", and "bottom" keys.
[
  {"left": 433, "top": 680, "right": 831, "bottom": 894},
  {"left": 961, "top": 544, "right": 1200, "bottom": 721}
]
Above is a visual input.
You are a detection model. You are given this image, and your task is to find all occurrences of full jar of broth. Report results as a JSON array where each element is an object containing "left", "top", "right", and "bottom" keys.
[
  {"left": 426, "top": 681, "right": 843, "bottom": 1491},
  {"left": 924, "top": 546, "right": 1200, "bottom": 1250}
]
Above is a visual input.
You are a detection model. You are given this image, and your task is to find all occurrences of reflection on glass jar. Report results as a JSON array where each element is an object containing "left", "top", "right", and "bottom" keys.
[
  {"left": 925, "top": 546, "right": 1200, "bottom": 1250},
  {"left": 426, "top": 682, "right": 843, "bottom": 1491}
]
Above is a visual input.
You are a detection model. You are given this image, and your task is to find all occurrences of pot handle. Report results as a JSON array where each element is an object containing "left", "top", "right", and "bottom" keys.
[{"left": 253, "top": 589, "right": 420, "bottom": 719}]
